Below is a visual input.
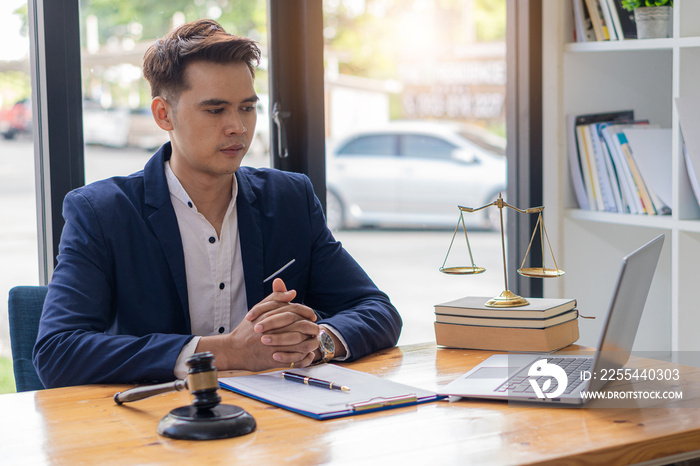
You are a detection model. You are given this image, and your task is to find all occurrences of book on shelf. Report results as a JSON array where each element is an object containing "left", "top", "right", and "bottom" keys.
[
  {"left": 434, "top": 296, "right": 577, "bottom": 319},
  {"left": 435, "top": 309, "right": 579, "bottom": 329},
  {"left": 583, "top": 0, "right": 609, "bottom": 41},
  {"left": 601, "top": 121, "right": 664, "bottom": 214},
  {"left": 600, "top": 122, "right": 646, "bottom": 214},
  {"left": 572, "top": 0, "right": 636, "bottom": 42},
  {"left": 599, "top": 0, "right": 619, "bottom": 40},
  {"left": 568, "top": 111, "right": 670, "bottom": 216},
  {"left": 572, "top": 0, "right": 596, "bottom": 42},
  {"left": 617, "top": 132, "right": 661, "bottom": 215},
  {"left": 567, "top": 115, "right": 591, "bottom": 209},
  {"left": 622, "top": 127, "right": 672, "bottom": 214},
  {"left": 568, "top": 110, "right": 634, "bottom": 210},
  {"left": 602, "top": 0, "right": 624, "bottom": 40},
  {"left": 596, "top": 123, "right": 624, "bottom": 212},
  {"left": 617, "top": 133, "right": 671, "bottom": 215},
  {"left": 610, "top": 0, "right": 637, "bottom": 39},
  {"left": 580, "top": 124, "right": 606, "bottom": 210},
  {"left": 434, "top": 319, "right": 580, "bottom": 352},
  {"left": 576, "top": 124, "right": 598, "bottom": 209},
  {"left": 587, "top": 122, "right": 619, "bottom": 212}
]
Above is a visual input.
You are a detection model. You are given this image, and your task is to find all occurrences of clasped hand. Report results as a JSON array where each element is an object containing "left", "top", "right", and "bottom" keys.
[{"left": 198, "top": 278, "right": 319, "bottom": 371}]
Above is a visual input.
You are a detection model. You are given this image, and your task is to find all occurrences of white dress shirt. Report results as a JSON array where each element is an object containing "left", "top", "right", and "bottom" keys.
[
  {"left": 165, "top": 162, "right": 247, "bottom": 377},
  {"left": 165, "top": 162, "right": 349, "bottom": 378}
]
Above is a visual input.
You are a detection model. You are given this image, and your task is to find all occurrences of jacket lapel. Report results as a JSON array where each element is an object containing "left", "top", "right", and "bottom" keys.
[
  {"left": 235, "top": 168, "right": 265, "bottom": 309},
  {"left": 143, "top": 144, "right": 191, "bottom": 330}
]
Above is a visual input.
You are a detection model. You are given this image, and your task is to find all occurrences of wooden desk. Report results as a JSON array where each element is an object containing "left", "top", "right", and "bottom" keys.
[{"left": 2, "top": 343, "right": 700, "bottom": 465}]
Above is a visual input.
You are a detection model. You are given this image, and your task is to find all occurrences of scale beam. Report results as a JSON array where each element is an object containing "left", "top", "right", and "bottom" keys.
[{"left": 441, "top": 193, "right": 563, "bottom": 308}]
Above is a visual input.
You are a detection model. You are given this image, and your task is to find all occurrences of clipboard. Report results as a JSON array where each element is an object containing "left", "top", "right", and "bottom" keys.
[{"left": 219, "top": 364, "right": 443, "bottom": 420}]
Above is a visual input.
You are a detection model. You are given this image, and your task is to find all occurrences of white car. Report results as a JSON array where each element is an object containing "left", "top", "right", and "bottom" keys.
[{"left": 326, "top": 121, "right": 507, "bottom": 231}]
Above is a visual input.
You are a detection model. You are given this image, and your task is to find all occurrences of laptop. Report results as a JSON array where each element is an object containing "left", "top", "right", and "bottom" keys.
[{"left": 438, "top": 234, "right": 664, "bottom": 405}]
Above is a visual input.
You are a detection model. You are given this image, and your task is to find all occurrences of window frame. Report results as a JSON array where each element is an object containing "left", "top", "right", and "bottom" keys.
[
  {"left": 28, "top": 0, "right": 85, "bottom": 284},
  {"left": 267, "top": 0, "right": 326, "bottom": 209},
  {"left": 506, "top": 0, "right": 543, "bottom": 299}
]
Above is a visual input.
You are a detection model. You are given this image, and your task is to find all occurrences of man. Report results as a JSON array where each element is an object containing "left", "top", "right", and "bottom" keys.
[{"left": 33, "top": 19, "right": 401, "bottom": 388}]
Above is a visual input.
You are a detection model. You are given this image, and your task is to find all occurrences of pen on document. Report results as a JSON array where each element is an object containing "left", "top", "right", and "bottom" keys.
[
  {"left": 263, "top": 259, "right": 296, "bottom": 283},
  {"left": 282, "top": 371, "right": 351, "bottom": 392}
]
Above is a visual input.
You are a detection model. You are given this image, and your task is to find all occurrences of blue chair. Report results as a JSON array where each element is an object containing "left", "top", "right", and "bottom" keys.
[{"left": 8, "top": 286, "right": 47, "bottom": 392}]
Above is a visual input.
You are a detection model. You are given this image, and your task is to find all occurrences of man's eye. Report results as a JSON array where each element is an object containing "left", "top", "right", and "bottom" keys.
[
  {"left": 241, "top": 106, "right": 255, "bottom": 113},
  {"left": 208, "top": 108, "right": 224, "bottom": 114}
]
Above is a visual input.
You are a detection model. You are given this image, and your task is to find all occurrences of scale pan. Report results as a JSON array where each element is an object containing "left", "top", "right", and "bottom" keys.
[
  {"left": 518, "top": 267, "right": 565, "bottom": 278},
  {"left": 440, "top": 266, "right": 486, "bottom": 275}
]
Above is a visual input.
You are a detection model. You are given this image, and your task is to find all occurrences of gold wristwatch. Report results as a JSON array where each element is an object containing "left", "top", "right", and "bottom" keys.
[{"left": 316, "top": 328, "right": 335, "bottom": 364}]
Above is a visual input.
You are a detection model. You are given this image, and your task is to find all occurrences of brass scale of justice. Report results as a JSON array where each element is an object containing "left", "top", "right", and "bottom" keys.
[{"left": 440, "top": 193, "right": 564, "bottom": 308}]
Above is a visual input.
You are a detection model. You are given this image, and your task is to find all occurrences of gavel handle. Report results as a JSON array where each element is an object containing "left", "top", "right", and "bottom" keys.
[{"left": 114, "top": 379, "right": 188, "bottom": 405}]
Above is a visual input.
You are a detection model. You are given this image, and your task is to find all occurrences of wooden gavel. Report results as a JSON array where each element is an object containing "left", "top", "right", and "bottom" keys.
[
  {"left": 114, "top": 351, "right": 220, "bottom": 409},
  {"left": 113, "top": 351, "right": 256, "bottom": 440}
]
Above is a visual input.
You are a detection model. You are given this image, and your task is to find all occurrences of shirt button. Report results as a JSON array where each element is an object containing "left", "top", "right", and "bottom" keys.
[
  {"left": 208, "top": 236, "right": 216, "bottom": 244},
  {"left": 218, "top": 327, "right": 225, "bottom": 334},
  {"left": 219, "top": 282, "right": 225, "bottom": 290},
  {"left": 187, "top": 201, "right": 193, "bottom": 208}
]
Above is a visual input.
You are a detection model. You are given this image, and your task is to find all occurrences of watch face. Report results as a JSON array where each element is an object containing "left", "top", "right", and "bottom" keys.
[{"left": 319, "top": 330, "right": 335, "bottom": 353}]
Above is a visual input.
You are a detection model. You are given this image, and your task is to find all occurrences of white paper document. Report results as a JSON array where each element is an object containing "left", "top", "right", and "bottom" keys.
[{"left": 219, "top": 364, "right": 441, "bottom": 420}]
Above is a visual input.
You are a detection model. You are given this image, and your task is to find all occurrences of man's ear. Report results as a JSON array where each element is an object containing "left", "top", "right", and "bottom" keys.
[{"left": 151, "top": 96, "right": 174, "bottom": 131}]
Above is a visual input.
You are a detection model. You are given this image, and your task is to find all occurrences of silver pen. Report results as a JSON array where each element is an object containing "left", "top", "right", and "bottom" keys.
[{"left": 263, "top": 258, "right": 296, "bottom": 283}]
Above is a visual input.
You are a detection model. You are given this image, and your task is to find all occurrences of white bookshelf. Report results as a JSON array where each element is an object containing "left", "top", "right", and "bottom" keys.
[{"left": 542, "top": 0, "right": 700, "bottom": 364}]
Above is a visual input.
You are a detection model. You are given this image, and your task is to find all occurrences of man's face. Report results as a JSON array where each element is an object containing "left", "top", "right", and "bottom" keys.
[{"left": 164, "top": 60, "right": 258, "bottom": 179}]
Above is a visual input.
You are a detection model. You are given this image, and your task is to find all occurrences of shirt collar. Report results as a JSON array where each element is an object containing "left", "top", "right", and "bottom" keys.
[{"left": 164, "top": 161, "right": 238, "bottom": 212}]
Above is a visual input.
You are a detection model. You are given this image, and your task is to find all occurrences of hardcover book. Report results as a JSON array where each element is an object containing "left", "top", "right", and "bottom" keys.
[
  {"left": 434, "top": 296, "right": 576, "bottom": 319},
  {"left": 435, "top": 309, "right": 579, "bottom": 329},
  {"left": 434, "top": 319, "right": 580, "bottom": 352}
]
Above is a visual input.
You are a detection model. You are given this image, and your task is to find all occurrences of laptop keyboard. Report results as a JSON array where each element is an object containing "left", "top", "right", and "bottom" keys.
[{"left": 495, "top": 357, "right": 594, "bottom": 396}]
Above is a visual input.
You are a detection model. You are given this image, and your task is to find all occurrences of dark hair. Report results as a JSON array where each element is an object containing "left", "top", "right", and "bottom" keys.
[{"left": 143, "top": 19, "right": 261, "bottom": 99}]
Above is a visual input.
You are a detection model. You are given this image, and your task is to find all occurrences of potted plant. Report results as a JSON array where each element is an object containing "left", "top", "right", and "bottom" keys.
[{"left": 622, "top": 0, "right": 673, "bottom": 39}]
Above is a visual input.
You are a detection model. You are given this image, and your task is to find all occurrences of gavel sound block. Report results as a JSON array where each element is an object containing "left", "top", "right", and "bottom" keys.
[{"left": 114, "top": 352, "right": 256, "bottom": 440}]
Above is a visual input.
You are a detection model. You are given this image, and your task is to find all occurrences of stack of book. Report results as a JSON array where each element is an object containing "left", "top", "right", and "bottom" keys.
[
  {"left": 434, "top": 296, "right": 579, "bottom": 352},
  {"left": 572, "top": 0, "right": 637, "bottom": 43},
  {"left": 568, "top": 110, "right": 671, "bottom": 215}
]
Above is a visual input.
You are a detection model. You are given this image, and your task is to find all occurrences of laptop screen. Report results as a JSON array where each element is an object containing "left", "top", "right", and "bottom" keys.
[{"left": 588, "top": 234, "right": 664, "bottom": 392}]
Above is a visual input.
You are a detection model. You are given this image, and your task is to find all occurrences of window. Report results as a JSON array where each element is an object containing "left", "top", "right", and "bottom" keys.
[
  {"left": 12, "top": 0, "right": 516, "bottom": 355},
  {"left": 0, "top": 0, "right": 38, "bottom": 391},
  {"left": 323, "top": 0, "right": 509, "bottom": 346}
]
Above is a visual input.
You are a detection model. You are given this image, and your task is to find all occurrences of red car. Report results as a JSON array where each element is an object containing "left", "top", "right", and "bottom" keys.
[{"left": 0, "top": 99, "right": 32, "bottom": 140}]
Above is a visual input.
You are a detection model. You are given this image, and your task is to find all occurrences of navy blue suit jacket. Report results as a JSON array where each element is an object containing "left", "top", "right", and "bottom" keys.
[{"left": 33, "top": 144, "right": 401, "bottom": 388}]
